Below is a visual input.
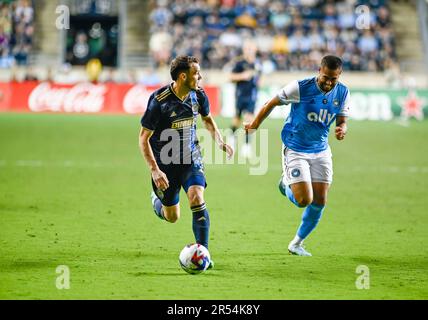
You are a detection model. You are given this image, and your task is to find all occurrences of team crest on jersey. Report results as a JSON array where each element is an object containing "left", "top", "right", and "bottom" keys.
[
  {"left": 291, "top": 168, "right": 301, "bottom": 178},
  {"left": 192, "top": 103, "right": 200, "bottom": 113}
]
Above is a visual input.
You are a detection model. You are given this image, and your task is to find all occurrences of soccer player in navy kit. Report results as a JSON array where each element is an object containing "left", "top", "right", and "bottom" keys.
[
  {"left": 245, "top": 55, "right": 350, "bottom": 256},
  {"left": 229, "top": 40, "right": 262, "bottom": 158},
  {"left": 139, "top": 56, "right": 233, "bottom": 267}
]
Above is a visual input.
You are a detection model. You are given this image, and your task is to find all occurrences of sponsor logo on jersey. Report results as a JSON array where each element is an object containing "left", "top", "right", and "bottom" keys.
[
  {"left": 307, "top": 109, "right": 335, "bottom": 125},
  {"left": 171, "top": 117, "right": 194, "bottom": 129}
]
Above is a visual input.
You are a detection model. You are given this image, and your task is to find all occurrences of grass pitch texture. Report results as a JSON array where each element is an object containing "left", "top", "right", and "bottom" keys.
[{"left": 0, "top": 114, "right": 427, "bottom": 299}]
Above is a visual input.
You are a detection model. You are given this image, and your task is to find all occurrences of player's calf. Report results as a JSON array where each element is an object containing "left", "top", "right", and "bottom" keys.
[
  {"left": 187, "top": 186, "right": 210, "bottom": 249},
  {"left": 190, "top": 203, "right": 210, "bottom": 249},
  {"left": 297, "top": 203, "right": 325, "bottom": 240}
]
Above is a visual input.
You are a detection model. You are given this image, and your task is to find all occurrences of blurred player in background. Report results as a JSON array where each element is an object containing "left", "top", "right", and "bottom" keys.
[
  {"left": 245, "top": 55, "right": 350, "bottom": 256},
  {"left": 139, "top": 56, "right": 234, "bottom": 267},
  {"left": 229, "top": 40, "right": 262, "bottom": 158}
]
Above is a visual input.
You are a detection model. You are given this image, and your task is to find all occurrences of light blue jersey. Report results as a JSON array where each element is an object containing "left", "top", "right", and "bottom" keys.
[{"left": 277, "top": 77, "right": 351, "bottom": 153}]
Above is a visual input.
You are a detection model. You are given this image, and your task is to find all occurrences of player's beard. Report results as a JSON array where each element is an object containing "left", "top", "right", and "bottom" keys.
[
  {"left": 319, "top": 81, "right": 332, "bottom": 92},
  {"left": 322, "top": 84, "right": 332, "bottom": 92},
  {"left": 186, "top": 79, "right": 198, "bottom": 91}
]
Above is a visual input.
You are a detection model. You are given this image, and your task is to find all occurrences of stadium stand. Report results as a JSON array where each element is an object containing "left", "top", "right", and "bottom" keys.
[
  {"left": 0, "top": 0, "right": 35, "bottom": 67},
  {"left": 148, "top": 0, "right": 397, "bottom": 72}
]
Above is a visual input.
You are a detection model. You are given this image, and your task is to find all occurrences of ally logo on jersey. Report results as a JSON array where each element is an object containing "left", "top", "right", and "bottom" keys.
[{"left": 307, "top": 108, "right": 337, "bottom": 126}]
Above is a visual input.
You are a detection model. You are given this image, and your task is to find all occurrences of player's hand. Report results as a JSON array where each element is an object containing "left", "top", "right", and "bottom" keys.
[
  {"left": 244, "top": 122, "right": 258, "bottom": 135},
  {"left": 243, "top": 70, "right": 255, "bottom": 80},
  {"left": 152, "top": 168, "right": 169, "bottom": 191},
  {"left": 335, "top": 126, "right": 347, "bottom": 140},
  {"left": 220, "top": 142, "right": 234, "bottom": 159}
]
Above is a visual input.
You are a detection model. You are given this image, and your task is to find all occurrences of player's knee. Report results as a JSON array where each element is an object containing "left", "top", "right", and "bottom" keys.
[
  {"left": 167, "top": 216, "right": 179, "bottom": 223},
  {"left": 166, "top": 214, "right": 179, "bottom": 223},
  {"left": 188, "top": 193, "right": 205, "bottom": 207},
  {"left": 164, "top": 210, "right": 180, "bottom": 223},
  {"left": 313, "top": 196, "right": 328, "bottom": 206},
  {"left": 296, "top": 195, "right": 312, "bottom": 207},
  {"left": 313, "top": 199, "right": 327, "bottom": 206}
]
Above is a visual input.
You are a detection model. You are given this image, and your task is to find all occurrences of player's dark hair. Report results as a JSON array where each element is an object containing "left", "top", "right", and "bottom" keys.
[
  {"left": 321, "top": 55, "right": 343, "bottom": 70},
  {"left": 170, "top": 56, "right": 199, "bottom": 81}
]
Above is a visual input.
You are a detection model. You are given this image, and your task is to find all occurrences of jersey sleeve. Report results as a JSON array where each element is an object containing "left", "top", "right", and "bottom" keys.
[
  {"left": 277, "top": 80, "right": 300, "bottom": 105},
  {"left": 197, "top": 89, "right": 210, "bottom": 117},
  {"left": 140, "top": 94, "right": 161, "bottom": 131},
  {"left": 338, "top": 90, "right": 351, "bottom": 117}
]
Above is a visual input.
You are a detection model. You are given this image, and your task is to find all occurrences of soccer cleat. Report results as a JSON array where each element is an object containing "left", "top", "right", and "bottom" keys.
[
  {"left": 228, "top": 133, "right": 236, "bottom": 149},
  {"left": 150, "top": 191, "right": 157, "bottom": 207},
  {"left": 207, "top": 259, "right": 214, "bottom": 270},
  {"left": 150, "top": 191, "right": 165, "bottom": 220},
  {"left": 288, "top": 243, "right": 312, "bottom": 256},
  {"left": 278, "top": 175, "right": 287, "bottom": 197},
  {"left": 241, "top": 144, "right": 252, "bottom": 159}
]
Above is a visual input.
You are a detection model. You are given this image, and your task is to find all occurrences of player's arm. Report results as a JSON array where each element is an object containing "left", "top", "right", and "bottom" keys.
[
  {"left": 229, "top": 60, "right": 253, "bottom": 82},
  {"left": 139, "top": 114, "right": 169, "bottom": 191},
  {"left": 202, "top": 114, "right": 234, "bottom": 159},
  {"left": 230, "top": 70, "right": 254, "bottom": 82},
  {"left": 244, "top": 95, "right": 282, "bottom": 132},
  {"left": 245, "top": 80, "right": 299, "bottom": 133},
  {"left": 335, "top": 90, "right": 351, "bottom": 141},
  {"left": 139, "top": 128, "right": 157, "bottom": 171},
  {"left": 335, "top": 116, "right": 347, "bottom": 141},
  {"left": 139, "top": 128, "right": 169, "bottom": 190}
]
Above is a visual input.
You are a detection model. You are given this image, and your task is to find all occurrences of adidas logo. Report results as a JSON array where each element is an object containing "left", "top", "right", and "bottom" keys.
[{"left": 170, "top": 111, "right": 177, "bottom": 117}]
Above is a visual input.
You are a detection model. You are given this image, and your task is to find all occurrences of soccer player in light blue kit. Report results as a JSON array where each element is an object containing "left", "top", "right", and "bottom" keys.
[{"left": 245, "top": 55, "right": 350, "bottom": 256}]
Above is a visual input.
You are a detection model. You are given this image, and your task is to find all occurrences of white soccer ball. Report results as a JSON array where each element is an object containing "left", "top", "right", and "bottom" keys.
[{"left": 179, "top": 243, "right": 211, "bottom": 275}]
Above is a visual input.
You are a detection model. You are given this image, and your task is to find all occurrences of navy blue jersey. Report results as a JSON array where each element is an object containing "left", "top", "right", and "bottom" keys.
[
  {"left": 141, "top": 84, "right": 210, "bottom": 166},
  {"left": 232, "top": 57, "right": 262, "bottom": 103}
]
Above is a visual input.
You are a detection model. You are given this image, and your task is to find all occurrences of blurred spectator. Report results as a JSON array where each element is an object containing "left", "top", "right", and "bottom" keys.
[
  {"left": 0, "top": 0, "right": 34, "bottom": 68},
  {"left": 23, "top": 65, "right": 37, "bottom": 81},
  {"left": 149, "top": 27, "right": 173, "bottom": 67},
  {"left": 72, "top": 32, "right": 90, "bottom": 64},
  {"left": 86, "top": 58, "right": 103, "bottom": 83},
  {"left": 148, "top": 0, "right": 397, "bottom": 72},
  {"left": 138, "top": 67, "right": 162, "bottom": 86},
  {"left": 54, "top": 63, "right": 81, "bottom": 84},
  {"left": 383, "top": 58, "right": 402, "bottom": 89},
  {"left": 14, "top": 0, "right": 33, "bottom": 24},
  {"left": 358, "top": 30, "right": 378, "bottom": 54}
]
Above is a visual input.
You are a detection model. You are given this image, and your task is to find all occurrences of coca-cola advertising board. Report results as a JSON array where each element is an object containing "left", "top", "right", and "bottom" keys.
[{"left": 0, "top": 82, "right": 220, "bottom": 115}]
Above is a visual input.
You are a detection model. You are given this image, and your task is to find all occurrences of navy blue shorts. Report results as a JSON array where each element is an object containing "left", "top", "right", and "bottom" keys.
[
  {"left": 236, "top": 99, "right": 256, "bottom": 117},
  {"left": 151, "top": 163, "right": 207, "bottom": 207}
]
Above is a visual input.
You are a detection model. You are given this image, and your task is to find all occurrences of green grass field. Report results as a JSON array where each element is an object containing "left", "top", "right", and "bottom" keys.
[{"left": 0, "top": 113, "right": 427, "bottom": 300}]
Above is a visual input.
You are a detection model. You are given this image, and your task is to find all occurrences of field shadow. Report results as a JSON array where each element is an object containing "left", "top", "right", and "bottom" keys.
[{"left": 0, "top": 259, "right": 57, "bottom": 271}]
